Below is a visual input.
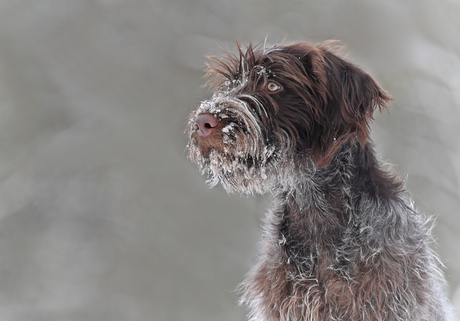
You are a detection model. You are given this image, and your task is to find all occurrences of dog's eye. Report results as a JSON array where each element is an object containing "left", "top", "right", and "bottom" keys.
[{"left": 266, "top": 82, "right": 281, "bottom": 92}]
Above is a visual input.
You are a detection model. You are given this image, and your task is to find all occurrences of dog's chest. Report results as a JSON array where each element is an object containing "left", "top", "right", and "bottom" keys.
[{"left": 249, "top": 243, "right": 355, "bottom": 320}]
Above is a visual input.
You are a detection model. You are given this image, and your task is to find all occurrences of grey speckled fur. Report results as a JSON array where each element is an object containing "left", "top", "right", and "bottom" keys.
[{"left": 187, "top": 41, "right": 456, "bottom": 320}]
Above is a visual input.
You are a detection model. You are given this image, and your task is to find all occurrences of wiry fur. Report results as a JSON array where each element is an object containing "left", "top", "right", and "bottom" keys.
[{"left": 186, "top": 41, "right": 455, "bottom": 320}]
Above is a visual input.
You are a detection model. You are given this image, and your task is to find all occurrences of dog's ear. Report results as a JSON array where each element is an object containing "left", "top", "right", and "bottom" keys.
[
  {"left": 290, "top": 42, "right": 392, "bottom": 165},
  {"left": 335, "top": 56, "right": 392, "bottom": 145},
  {"left": 310, "top": 44, "right": 392, "bottom": 144}
]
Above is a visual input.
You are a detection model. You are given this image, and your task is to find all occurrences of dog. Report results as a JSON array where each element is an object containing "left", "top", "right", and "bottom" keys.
[{"left": 186, "top": 41, "right": 455, "bottom": 321}]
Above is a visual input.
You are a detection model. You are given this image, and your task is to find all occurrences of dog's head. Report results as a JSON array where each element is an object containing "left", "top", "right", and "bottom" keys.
[{"left": 186, "top": 41, "right": 392, "bottom": 194}]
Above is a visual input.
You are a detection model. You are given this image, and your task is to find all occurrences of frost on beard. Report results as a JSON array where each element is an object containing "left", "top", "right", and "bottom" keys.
[
  {"left": 187, "top": 89, "right": 299, "bottom": 195},
  {"left": 188, "top": 137, "right": 278, "bottom": 195}
]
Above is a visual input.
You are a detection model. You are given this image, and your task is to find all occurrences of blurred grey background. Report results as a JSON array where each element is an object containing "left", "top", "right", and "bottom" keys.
[{"left": 0, "top": 0, "right": 459, "bottom": 320}]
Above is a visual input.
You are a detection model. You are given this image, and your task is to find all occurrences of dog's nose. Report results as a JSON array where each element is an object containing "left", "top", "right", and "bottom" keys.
[{"left": 194, "top": 114, "right": 219, "bottom": 137}]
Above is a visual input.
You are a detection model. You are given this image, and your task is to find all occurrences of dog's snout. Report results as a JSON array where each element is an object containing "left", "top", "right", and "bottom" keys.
[{"left": 194, "top": 114, "right": 219, "bottom": 137}]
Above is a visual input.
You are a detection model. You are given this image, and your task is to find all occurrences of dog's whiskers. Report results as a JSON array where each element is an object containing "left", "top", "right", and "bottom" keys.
[{"left": 186, "top": 40, "right": 455, "bottom": 321}]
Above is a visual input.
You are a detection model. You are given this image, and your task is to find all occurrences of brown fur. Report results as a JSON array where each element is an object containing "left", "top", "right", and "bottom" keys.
[
  {"left": 186, "top": 41, "right": 455, "bottom": 320},
  {"left": 205, "top": 41, "right": 391, "bottom": 167}
]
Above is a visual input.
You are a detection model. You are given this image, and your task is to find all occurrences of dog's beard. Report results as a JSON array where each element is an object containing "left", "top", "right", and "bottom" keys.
[
  {"left": 188, "top": 146, "right": 276, "bottom": 195},
  {"left": 187, "top": 94, "right": 283, "bottom": 195}
]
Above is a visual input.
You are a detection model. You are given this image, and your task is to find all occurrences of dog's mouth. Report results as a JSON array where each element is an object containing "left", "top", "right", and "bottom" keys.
[
  {"left": 186, "top": 95, "right": 283, "bottom": 194},
  {"left": 187, "top": 116, "right": 283, "bottom": 194}
]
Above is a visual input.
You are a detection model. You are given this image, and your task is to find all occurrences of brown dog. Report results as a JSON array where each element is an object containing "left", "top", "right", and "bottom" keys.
[{"left": 186, "top": 41, "right": 454, "bottom": 320}]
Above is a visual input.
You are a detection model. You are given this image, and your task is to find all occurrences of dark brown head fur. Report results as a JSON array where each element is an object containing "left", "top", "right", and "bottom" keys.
[
  {"left": 204, "top": 41, "right": 392, "bottom": 166},
  {"left": 187, "top": 41, "right": 454, "bottom": 321}
]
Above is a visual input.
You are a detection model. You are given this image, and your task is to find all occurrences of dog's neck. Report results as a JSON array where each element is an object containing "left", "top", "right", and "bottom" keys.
[{"left": 273, "top": 139, "right": 390, "bottom": 248}]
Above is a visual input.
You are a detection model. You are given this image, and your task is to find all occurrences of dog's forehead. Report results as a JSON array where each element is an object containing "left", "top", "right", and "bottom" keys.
[
  {"left": 205, "top": 44, "right": 312, "bottom": 95},
  {"left": 227, "top": 55, "right": 281, "bottom": 87},
  {"left": 252, "top": 48, "right": 286, "bottom": 70},
  {"left": 216, "top": 65, "right": 269, "bottom": 92}
]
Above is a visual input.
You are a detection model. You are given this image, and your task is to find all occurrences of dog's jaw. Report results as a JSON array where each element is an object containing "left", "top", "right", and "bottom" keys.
[
  {"left": 186, "top": 41, "right": 455, "bottom": 321},
  {"left": 187, "top": 91, "right": 283, "bottom": 195}
]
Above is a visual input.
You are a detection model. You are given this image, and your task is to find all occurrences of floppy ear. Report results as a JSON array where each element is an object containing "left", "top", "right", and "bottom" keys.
[
  {"left": 338, "top": 60, "right": 392, "bottom": 144},
  {"left": 291, "top": 42, "right": 392, "bottom": 166},
  {"left": 312, "top": 44, "right": 392, "bottom": 148}
]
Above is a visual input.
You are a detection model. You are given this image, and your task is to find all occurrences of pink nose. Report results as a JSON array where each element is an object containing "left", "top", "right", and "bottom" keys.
[{"left": 194, "top": 114, "right": 219, "bottom": 137}]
